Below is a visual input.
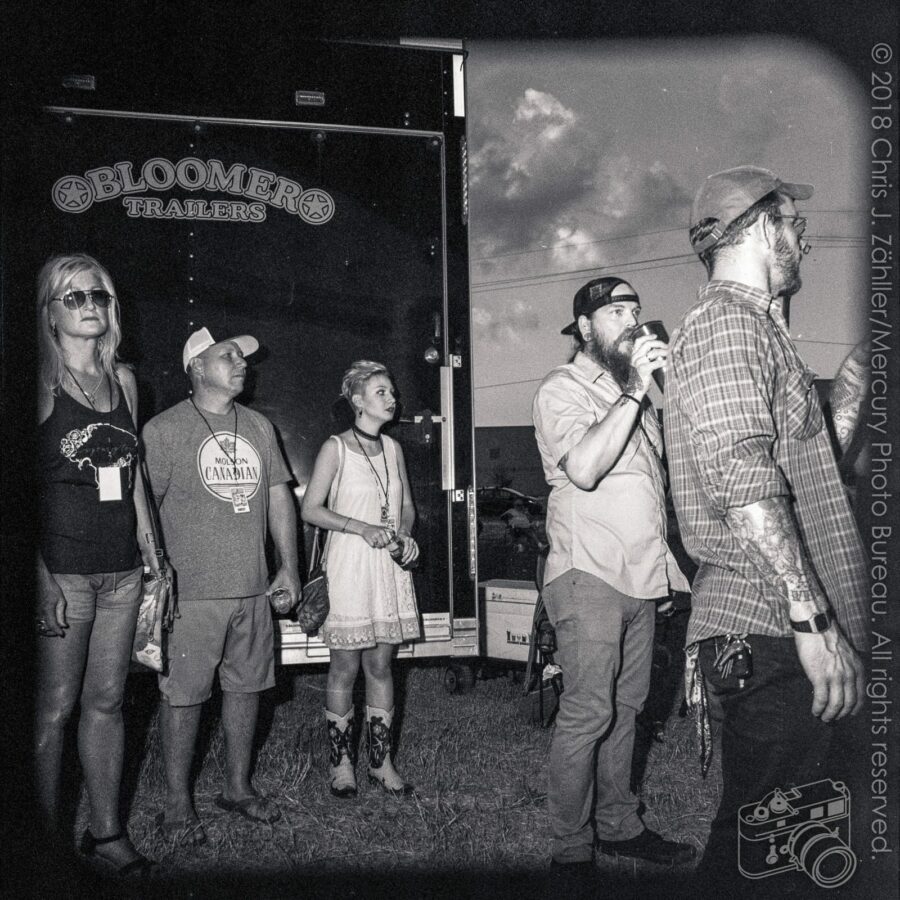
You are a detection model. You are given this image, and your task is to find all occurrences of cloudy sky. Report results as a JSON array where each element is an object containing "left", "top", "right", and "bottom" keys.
[{"left": 466, "top": 37, "right": 868, "bottom": 426}]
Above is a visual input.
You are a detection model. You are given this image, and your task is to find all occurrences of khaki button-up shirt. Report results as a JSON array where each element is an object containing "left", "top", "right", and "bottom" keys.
[{"left": 533, "top": 351, "right": 689, "bottom": 599}]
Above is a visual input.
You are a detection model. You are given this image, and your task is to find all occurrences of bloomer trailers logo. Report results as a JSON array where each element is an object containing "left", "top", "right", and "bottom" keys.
[
  {"left": 737, "top": 779, "right": 857, "bottom": 889},
  {"left": 51, "top": 157, "right": 335, "bottom": 224},
  {"left": 196, "top": 433, "right": 262, "bottom": 502}
]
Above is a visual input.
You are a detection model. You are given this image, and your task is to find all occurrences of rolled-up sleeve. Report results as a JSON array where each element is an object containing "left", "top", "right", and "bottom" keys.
[
  {"left": 675, "top": 304, "right": 789, "bottom": 512},
  {"left": 533, "top": 373, "right": 600, "bottom": 469}
]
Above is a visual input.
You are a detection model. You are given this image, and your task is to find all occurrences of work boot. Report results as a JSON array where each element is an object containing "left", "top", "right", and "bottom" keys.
[
  {"left": 325, "top": 708, "right": 358, "bottom": 798},
  {"left": 366, "top": 705, "right": 414, "bottom": 796},
  {"left": 597, "top": 828, "right": 696, "bottom": 865}
]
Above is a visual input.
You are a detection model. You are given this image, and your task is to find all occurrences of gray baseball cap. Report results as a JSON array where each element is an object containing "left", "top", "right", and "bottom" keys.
[{"left": 690, "top": 165, "right": 813, "bottom": 253}]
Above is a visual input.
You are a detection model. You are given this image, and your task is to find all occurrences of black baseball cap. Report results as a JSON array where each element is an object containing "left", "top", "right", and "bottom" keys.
[{"left": 561, "top": 277, "right": 639, "bottom": 335}]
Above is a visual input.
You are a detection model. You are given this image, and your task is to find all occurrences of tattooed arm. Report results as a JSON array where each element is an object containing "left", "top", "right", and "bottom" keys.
[
  {"left": 829, "top": 340, "right": 869, "bottom": 454},
  {"left": 725, "top": 497, "right": 865, "bottom": 721}
]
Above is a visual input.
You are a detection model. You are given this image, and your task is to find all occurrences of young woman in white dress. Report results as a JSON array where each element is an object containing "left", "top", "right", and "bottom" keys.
[{"left": 302, "top": 361, "right": 420, "bottom": 798}]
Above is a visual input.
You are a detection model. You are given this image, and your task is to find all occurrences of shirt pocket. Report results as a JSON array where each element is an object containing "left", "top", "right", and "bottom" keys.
[{"left": 784, "top": 365, "right": 824, "bottom": 441}]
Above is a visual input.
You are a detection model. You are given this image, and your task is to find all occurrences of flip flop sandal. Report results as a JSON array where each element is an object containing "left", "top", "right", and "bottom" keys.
[
  {"left": 154, "top": 812, "right": 208, "bottom": 847},
  {"left": 214, "top": 793, "right": 281, "bottom": 824}
]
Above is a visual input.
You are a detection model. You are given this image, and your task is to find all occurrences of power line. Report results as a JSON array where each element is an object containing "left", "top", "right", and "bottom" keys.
[
  {"left": 471, "top": 211, "right": 869, "bottom": 264},
  {"left": 475, "top": 377, "right": 545, "bottom": 390},
  {"left": 471, "top": 224, "right": 686, "bottom": 263},
  {"left": 472, "top": 250, "right": 697, "bottom": 290},
  {"left": 471, "top": 243, "right": 866, "bottom": 292},
  {"left": 473, "top": 233, "right": 865, "bottom": 266},
  {"left": 793, "top": 338, "right": 858, "bottom": 347}
]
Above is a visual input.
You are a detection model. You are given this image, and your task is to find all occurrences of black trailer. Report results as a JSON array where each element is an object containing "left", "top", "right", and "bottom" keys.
[{"left": 18, "top": 39, "right": 478, "bottom": 666}]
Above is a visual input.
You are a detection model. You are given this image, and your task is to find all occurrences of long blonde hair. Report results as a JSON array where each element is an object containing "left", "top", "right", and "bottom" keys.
[{"left": 37, "top": 253, "right": 122, "bottom": 393}]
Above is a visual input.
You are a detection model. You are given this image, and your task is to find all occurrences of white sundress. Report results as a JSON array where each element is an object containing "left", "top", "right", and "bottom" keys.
[{"left": 321, "top": 433, "right": 421, "bottom": 649}]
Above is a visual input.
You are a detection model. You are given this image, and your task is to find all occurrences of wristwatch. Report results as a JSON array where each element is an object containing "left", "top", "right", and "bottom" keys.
[{"left": 790, "top": 611, "right": 833, "bottom": 633}]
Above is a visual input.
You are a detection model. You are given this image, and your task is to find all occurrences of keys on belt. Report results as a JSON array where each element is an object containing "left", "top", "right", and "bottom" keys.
[{"left": 714, "top": 634, "right": 753, "bottom": 686}]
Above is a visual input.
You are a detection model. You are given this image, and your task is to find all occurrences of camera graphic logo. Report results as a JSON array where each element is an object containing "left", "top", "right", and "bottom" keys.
[{"left": 738, "top": 779, "right": 857, "bottom": 888}]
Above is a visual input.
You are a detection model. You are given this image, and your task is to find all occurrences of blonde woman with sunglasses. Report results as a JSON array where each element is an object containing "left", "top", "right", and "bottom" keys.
[{"left": 35, "top": 254, "right": 160, "bottom": 876}]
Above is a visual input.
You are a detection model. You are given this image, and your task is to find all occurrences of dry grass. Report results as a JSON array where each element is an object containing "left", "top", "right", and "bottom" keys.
[
  {"left": 23, "top": 526, "right": 880, "bottom": 897},
  {"left": 49, "top": 650, "right": 720, "bottom": 896}
]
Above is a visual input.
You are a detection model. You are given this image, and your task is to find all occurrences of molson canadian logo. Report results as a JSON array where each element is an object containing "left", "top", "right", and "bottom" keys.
[
  {"left": 196, "top": 433, "right": 262, "bottom": 501},
  {"left": 51, "top": 157, "right": 335, "bottom": 224}
]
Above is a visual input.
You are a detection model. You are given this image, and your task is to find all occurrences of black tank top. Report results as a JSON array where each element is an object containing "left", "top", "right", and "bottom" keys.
[{"left": 39, "top": 384, "right": 141, "bottom": 574}]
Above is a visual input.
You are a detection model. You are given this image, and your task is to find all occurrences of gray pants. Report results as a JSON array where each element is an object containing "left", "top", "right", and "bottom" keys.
[{"left": 542, "top": 569, "right": 655, "bottom": 863}]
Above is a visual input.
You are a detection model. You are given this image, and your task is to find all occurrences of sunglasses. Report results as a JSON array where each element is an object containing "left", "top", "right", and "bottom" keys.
[{"left": 51, "top": 289, "right": 114, "bottom": 310}]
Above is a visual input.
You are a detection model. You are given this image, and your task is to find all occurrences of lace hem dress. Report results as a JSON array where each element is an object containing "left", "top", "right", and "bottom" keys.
[{"left": 321, "top": 434, "right": 420, "bottom": 649}]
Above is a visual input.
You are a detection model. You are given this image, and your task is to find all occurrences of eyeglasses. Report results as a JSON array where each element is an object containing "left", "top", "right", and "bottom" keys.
[
  {"left": 775, "top": 214, "right": 807, "bottom": 234},
  {"left": 51, "top": 289, "right": 114, "bottom": 310}
]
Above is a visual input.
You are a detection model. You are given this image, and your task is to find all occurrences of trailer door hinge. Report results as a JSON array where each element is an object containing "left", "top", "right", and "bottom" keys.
[
  {"left": 467, "top": 486, "right": 477, "bottom": 578},
  {"left": 450, "top": 355, "right": 462, "bottom": 368}
]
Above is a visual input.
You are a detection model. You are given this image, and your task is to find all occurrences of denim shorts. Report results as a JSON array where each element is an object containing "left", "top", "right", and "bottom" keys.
[{"left": 50, "top": 567, "right": 143, "bottom": 623}]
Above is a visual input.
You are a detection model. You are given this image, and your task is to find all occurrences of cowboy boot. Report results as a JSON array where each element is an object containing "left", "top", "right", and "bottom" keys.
[
  {"left": 325, "top": 708, "right": 358, "bottom": 798},
  {"left": 366, "top": 705, "right": 414, "bottom": 796}
]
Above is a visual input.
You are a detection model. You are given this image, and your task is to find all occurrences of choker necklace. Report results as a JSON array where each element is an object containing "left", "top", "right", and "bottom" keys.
[
  {"left": 352, "top": 427, "right": 391, "bottom": 524},
  {"left": 352, "top": 423, "right": 381, "bottom": 441}
]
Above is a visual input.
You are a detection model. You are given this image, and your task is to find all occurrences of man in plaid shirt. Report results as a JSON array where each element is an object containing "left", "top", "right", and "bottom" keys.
[{"left": 664, "top": 166, "right": 869, "bottom": 892}]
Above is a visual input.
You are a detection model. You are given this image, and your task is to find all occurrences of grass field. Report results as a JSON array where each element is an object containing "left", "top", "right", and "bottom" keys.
[{"left": 33, "top": 611, "right": 721, "bottom": 898}]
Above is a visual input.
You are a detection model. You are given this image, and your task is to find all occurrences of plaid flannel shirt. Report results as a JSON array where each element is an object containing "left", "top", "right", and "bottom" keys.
[{"left": 664, "top": 281, "right": 868, "bottom": 652}]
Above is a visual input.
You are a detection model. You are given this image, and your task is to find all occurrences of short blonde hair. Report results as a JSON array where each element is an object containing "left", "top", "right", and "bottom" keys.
[
  {"left": 37, "top": 253, "right": 122, "bottom": 393},
  {"left": 341, "top": 360, "right": 391, "bottom": 411}
]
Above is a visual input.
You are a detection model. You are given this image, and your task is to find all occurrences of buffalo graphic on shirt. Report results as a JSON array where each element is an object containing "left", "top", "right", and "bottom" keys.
[{"left": 60, "top": 423, "right": 137, "bottom": 489}]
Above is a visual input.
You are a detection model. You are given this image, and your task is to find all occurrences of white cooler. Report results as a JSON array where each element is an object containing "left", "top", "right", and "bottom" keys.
[{"left": 480, "top": 579, "right": 539, "bottom": 663}]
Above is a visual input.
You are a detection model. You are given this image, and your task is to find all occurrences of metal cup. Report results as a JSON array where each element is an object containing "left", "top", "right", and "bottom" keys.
[{"left": 632, "top": 320, "right": 668, "bottom": 391}]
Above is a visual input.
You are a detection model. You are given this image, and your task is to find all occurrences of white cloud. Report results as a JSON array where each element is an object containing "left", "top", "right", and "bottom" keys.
[
  {"left": 469, "top": 89, "right": 689, "bottom": 278},
  {"left": 471, "top": 301, "right": 542, "bottom": 346}
]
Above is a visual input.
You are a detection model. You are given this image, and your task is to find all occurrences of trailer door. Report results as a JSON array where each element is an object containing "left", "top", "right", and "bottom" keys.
[{"left": 33, "top": 107, "right": 465, "bottom": 630}]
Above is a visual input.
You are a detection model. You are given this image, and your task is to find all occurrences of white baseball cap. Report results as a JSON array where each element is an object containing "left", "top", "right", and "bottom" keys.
[{"left": 182, "top": 327, "right": 259, "bottom": 371}]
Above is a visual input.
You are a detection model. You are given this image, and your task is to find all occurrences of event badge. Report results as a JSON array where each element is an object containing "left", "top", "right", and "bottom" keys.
[
  {"left": 231, "top": 487, "right": 250, "bottom": 513},
  {"left": 98, "top": 466, "right": 123, "bottom": 502}
]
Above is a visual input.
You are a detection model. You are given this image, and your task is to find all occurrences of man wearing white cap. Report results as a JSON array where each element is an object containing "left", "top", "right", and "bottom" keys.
[
  {"left": 664, "top": 167, "right": 869, "bottom": 891},
  {"left": 142, "top": 327, "right": 300, "bottom": 843}
]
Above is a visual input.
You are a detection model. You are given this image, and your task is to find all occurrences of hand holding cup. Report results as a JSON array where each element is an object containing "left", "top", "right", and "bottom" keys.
[{"left": 632, "top": 320, "right": 669, "bottom": 391}]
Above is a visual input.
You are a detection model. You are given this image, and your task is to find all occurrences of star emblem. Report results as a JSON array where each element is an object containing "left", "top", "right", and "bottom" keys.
[
  {"left": 52, "top": 176, "right": 93, "bottom": 213},
  {"left": 298, "top": 188, "right": 335, "bottom": 225}
]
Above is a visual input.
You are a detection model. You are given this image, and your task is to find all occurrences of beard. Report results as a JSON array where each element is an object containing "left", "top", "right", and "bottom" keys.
[
  {"left": 774, "top": 229, "right": 802, "bottom": 297},
  {"left": 584, "top": 331, "right": 635, "bottom": 390}
]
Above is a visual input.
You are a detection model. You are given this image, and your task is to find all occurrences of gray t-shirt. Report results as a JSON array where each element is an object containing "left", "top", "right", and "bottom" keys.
[{"left": 142, "top": 399, "right": 291, "bottom": 600}]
